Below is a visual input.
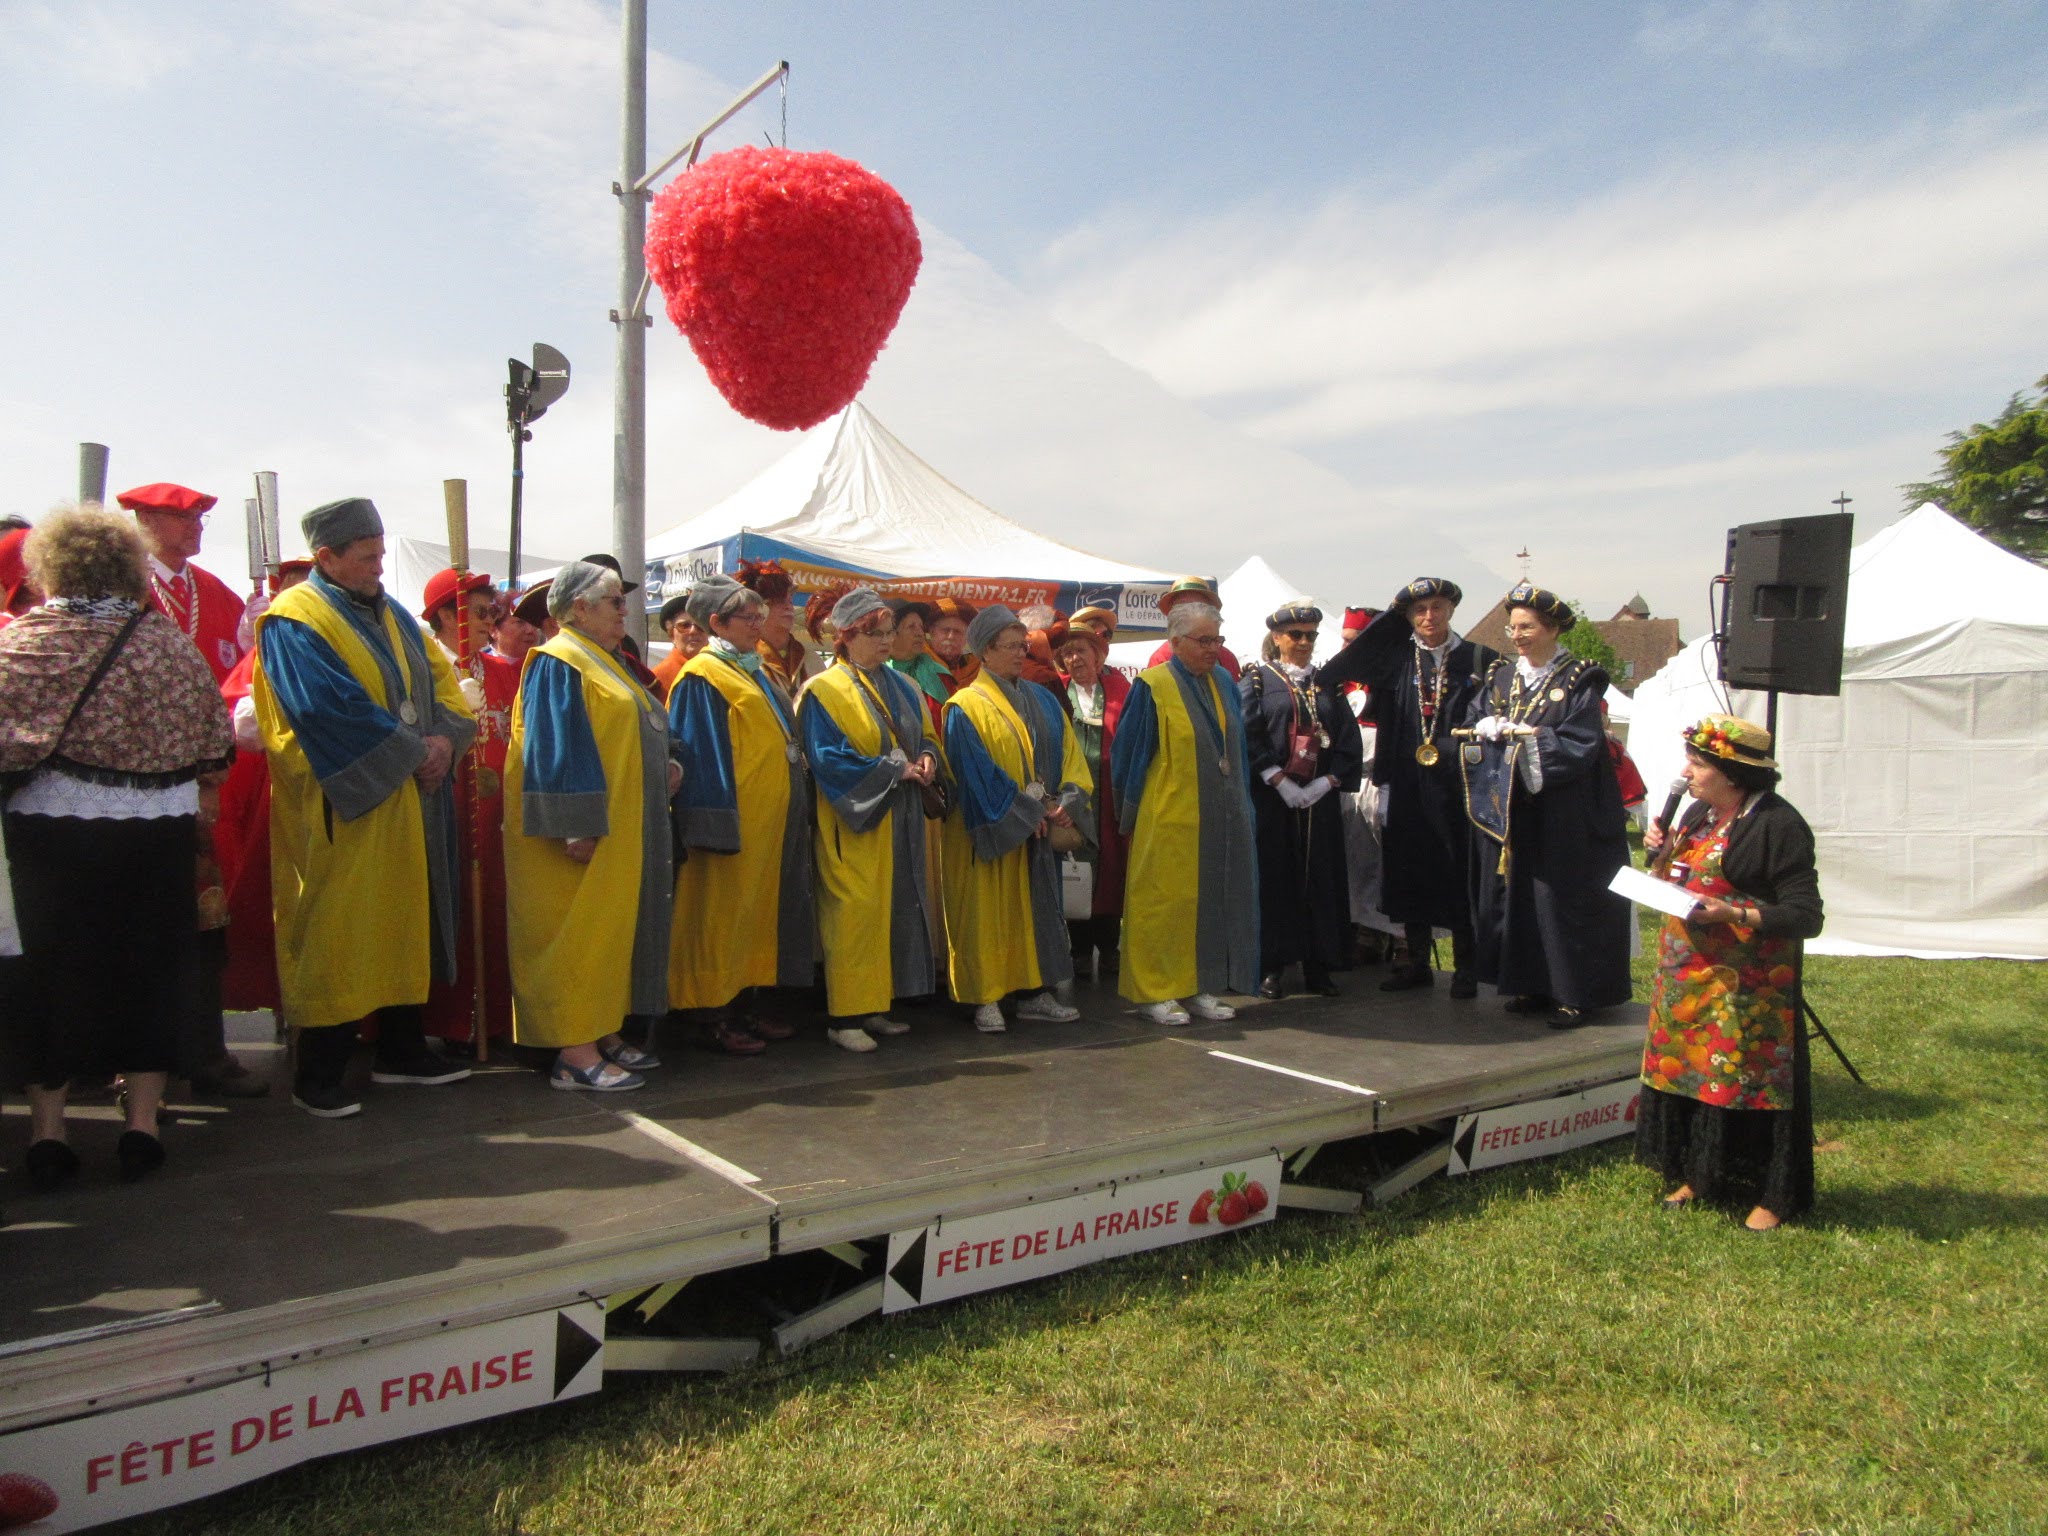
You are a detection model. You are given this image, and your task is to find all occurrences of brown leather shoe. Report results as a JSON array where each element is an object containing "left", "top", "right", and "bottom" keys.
[
  {"left": 704, "top": 1024, "right": 766, "bottom": 1056},
  {"left": 746, "top": 1016, "right": 797, "bottom": 1041}
]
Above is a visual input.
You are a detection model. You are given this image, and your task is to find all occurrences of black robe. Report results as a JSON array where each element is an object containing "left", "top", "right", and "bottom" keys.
[
  {"left": 1321, "top": 612, "right": 1496, "bottom": 930},
  {"left": 1239, "top": 660, "right": 1364, "bottom": 973},
  {"left": 1458, "top": 653, "right": 1633, "bottom": 1010}
]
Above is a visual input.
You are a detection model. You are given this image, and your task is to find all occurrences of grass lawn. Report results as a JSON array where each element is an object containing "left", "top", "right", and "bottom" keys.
[{"left": 117, "top": 947, "right": 2048, "bottom": 1536}]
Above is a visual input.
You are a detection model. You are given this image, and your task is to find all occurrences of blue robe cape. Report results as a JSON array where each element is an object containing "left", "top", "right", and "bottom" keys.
[
  {"left": 506, "top": 638, "right": 676, "bottom": 1037},
  {"left": 256, "top": 570, "right": 476, "bottom": 1027},
  {"left": 667, "top": 648, "right": 815, "bottom": 1007},
  {"left": 1458, "top": 653, "right": 1633, "bottom": 1010},
  {"left": 800, "top": 661, "right": 939, "bottom": 1016},
  {"left": 941, "top": 670, "right": 1093, "bottom": 1003},
  {"left": 1320, "top": 611, "right": 1497, "bottom": 930},
  {"left": 1239, "top": 659, "right": 1362, "bottom": 973},
  {"left": 1111, "top": 658, "right": 1260, "bottom": 1003}
]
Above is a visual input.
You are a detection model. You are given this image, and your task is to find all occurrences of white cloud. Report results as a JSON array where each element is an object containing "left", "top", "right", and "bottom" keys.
[
  {"left": 1036, "top": 129, "right": 2048, "bottom": 444},
  {"left": 0, "top": 1, "right": 212, "bottom": 89},
  {"left": 1636, "top": 0, "right": 1967, "bottom": 63}
]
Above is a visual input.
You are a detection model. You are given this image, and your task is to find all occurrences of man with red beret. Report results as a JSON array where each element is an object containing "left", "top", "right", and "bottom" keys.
[
  {"left": 419, "top": 568, "right": 517, "bottom": 1048},
  {"left": 118, "top": 482, "right": 254, "bottom": 684}
]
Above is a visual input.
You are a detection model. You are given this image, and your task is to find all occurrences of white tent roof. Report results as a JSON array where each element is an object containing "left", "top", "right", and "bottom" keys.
[
  {"left": 1105, "top": 555, "right": 1346, "bottom": 673},
  {"left": 389, "top": 538, "right": 572, "bottom": 617},
  {"left": 1630, "top": 506, "right": 2048, "bottom": 959},
  {"left": 647, "top": 402, "right": 1173, "bottom": 586}
]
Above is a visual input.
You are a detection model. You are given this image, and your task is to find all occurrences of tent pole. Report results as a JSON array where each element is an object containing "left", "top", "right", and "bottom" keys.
[{"left": 611, "top": 0, "right": 649, "bottom": 647}]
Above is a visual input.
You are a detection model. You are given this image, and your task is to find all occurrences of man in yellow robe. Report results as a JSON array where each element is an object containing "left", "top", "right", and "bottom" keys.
[
  {"left": 941, "top": 605, "right": 1093, "bottom": 1033},
  {"left": 668, "top": 576, "right": 815, "bottom": 1053},
  {"left": 254, "top": 497, "right": 477, "bottom": 1117},
  {"left": 1110, "top": 599, "right": 1259, "bottom": 1024}
]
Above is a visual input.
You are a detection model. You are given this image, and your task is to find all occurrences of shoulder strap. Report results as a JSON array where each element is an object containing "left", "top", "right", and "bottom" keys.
[{"left": 58, "top": 610, "right": 146, "bottom": 747}]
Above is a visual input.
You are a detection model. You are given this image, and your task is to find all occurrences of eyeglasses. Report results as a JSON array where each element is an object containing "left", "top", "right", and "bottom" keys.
[
  {"left": 986, "top": 638, "right": 1029, "bottom": 655},
  {"left": 1183, "top": 634, "right": 1223, "bottom": 648},
  {"left": 1282, "top": 629, "right": 1318, "bottom": 642}
]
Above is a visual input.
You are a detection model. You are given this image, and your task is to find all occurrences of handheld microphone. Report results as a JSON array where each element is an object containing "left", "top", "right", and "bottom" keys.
[{"left": 1649, "top": 777, "right": 1688, "bottom": 873}]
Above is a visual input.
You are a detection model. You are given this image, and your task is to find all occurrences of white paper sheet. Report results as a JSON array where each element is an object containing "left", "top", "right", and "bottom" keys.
[{"left": 1608, "top": 863, "right": 1699, "bottom": 922}]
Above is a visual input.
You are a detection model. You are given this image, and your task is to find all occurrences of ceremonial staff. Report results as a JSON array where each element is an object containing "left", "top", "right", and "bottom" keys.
[
  {"left": 443, "top": 478, "right": 493, "bottom": 1063},
  {"left": 254, "top": 471, "right": 282, "bottom": 586}
]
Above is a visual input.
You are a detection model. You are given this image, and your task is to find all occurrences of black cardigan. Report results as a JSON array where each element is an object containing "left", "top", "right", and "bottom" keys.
[{"left": 1672, "top": 791, "right": 1824, "bottom": 941}]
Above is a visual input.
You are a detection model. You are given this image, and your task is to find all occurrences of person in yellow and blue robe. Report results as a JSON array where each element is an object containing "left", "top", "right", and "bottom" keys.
[
  {"left": 798, "top": 588, "right": 943, "bottom": 1054},
  {"left": 1110, "top": 598, "right": 1259, "bottom": 1025},
  {"left": 253, "top": 497, "right": 476, "bottom": 1118},
  {"left": 940, "top": 604, "right": 1093, "bottom": 1034},
  {"left": 667, "top": 576, "right": 815, "bottom": 1055},
  {"left": 503, "top": 561, "right": 676, "bottom": 1091}
]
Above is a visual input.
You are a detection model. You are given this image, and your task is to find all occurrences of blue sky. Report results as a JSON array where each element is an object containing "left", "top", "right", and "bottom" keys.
[{"left": 4, "top": 0, "right": 2045, "bottom": 630}]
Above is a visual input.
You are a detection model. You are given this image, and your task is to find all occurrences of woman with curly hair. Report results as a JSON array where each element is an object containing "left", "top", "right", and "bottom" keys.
[{"left": 1, "top": 506, "right": 232, "bottom": 1186}]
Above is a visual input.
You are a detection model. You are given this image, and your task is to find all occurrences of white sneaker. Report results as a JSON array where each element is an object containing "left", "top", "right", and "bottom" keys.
[
  {"left": 827, "top": 1026, "right": 878, "bottom": 1053},
  {"left": 1016, "top": 991, "right": 1080, "bottom": 1023},
  {"left": 1187, "top": 994, "right": 1237, "bottom": 1021},
  {"left": 1140, "top": 1000, "right": 1190, "bottom": 1025},
  {"left": 865, "top": 1014, "right": 911, "bottom": 1036},
  {"left": 973, "top": 1003, "right": 1007, "bottom": 1033}
]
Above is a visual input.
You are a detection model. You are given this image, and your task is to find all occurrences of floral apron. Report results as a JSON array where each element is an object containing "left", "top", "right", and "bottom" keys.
[{"left": 1642, "top": 819, "right": 1797, "bottom": 1110}]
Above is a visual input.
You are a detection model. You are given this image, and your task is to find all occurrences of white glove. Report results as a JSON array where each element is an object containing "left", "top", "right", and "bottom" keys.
[
  {"left": 1300, "top": 776, "right": 1334, "bottom": 808},
  {"left": 1261, "top": 766, "right": 1284, "bottom": 787},
  {"left": 1275, "top": 777, "right": 1309, "bottom": 810},
  {"left": 1473, "top": 715, "right": 1506, "bottom": 743},
  {"left": 236, "top": 591, "right": 271, "bottom": 654},
  {"left": 231, "top": 694, "right": 262, "bottom": 753},
  {"left": 457, "top": 675, "right": 486, "bottom": 713}
]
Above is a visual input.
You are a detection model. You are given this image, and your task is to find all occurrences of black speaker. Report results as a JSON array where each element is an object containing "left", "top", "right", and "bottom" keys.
[{"left": 1721, "top": 513, "right": 1854, "bottom": 696}]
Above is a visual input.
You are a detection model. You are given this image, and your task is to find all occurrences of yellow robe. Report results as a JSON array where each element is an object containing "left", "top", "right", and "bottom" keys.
[
  {"left": 802, "top": 662, "right": 941, "bottom": 1018},
  {"left": 1119, "top": 663, "right": 1245, "bottom": 1005},
  {"left": 503, "top": 632, "right": 664, "bottom": 1049},
  {"left": 668, "top": 651, "right": 809, "bottom": 1010},
  {"left": 255, "top": 583, "right": 473, "bottom": 1030},
  {"left": 941, "top": 670, "right": 1092, "bottom": 1005}
]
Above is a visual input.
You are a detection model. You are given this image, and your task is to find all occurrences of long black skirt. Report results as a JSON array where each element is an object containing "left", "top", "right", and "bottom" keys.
[
  {"left": 1633, "top": 1016, "right": 1816, "bottom": 1220},
  {"left": 2, "top": 812, "right": 198, "bottom": 1090},
  {"left": 1251, "top": 783, "right": 1351, "bottom": 973}
]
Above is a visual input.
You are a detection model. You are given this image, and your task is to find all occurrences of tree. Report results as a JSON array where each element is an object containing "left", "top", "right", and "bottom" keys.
[
  {"left": 1558, "top": 602, "right": 1624, "bottom": 675},
  {"left": 1902, "top": 374, "right": 2048, "bottom": 562}
]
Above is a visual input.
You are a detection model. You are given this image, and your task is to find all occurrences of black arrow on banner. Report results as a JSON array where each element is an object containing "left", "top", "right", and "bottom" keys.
[
  {"left": 1452, "top": 1116, "right": 1479, "bottom": 1173},
  {"left": 555, "top": 1309, "right": 601, "bottom": 1397},
  {"left": 888, "top": 1229, "right": 929, "bottom": 1306}
]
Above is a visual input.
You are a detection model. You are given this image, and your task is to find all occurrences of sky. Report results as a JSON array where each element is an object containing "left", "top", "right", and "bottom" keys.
[{"left": 4, "top": 0, "right": 2046, "bottom": 633}]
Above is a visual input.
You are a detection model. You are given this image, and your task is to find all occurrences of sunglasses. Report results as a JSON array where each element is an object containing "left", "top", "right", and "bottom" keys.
[{"left": 1282, "top": 629, "right": 1319, "bottom": 642}]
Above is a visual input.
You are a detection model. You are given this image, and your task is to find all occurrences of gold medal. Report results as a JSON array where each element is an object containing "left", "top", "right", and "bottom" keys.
[
  {"left": 475, "top": 765, "right": 501, "bottom": 799},
  {"left": 398, "top": 699, "right": 419, "bottom": 726},
  {"left": 1548, "top": 687, "right": 1565, "bottom": 702},
  {"left": 1415, "top": 742, "right": 1440, "bottom": 767}
]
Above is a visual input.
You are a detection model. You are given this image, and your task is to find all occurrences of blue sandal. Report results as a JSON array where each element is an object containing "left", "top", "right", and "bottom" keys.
[{"left": 550, "top": 1057, "right": 645, "bottom": 1092}]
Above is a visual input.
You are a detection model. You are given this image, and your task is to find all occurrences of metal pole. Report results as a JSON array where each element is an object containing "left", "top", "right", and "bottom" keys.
[
  {"left": 613, "top": 0, "right": 649, "bottom": 647},
  {"left": 77, "top": 443, "right": 109, "bottom": 505},
  {"left": 508, "top": 427, "right": 525, "bottom": 586}
]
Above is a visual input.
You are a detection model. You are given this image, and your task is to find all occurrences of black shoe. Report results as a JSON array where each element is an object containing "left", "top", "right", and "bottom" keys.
[
  {"left": 25, "top": 1139, "right": 80, "bottom": 1192},
  {"left": 191, "top": 1056, "right": 270, "bottom": 1099},
  {"left": 369, "top": 1050, "right": 472, "bottom": 1086},
  {"left": 1258, "top": 972, "right": 1285, "bottom": 1000},
  {"left": 1304, "top": 969, "right": 1341, "bottom": 998},
  {"left": 1503, "top": 995, "right": 1554, "bottom": 1016},
  {"left": 1448, "top": 971, "right": 1478, "bottom": 1000},
  {"left": 116, "top": 1130, "right": 166, "bottom": 1182},
  {"left": 292, "top": 1081, "right": 364, "bottom": 1119},
  {"left": 1547, "top": 1007, "right": 1589, "bottom": 1030},
  {"left": 1380, "top": 963, "right": 1433, "bottom": 992}
]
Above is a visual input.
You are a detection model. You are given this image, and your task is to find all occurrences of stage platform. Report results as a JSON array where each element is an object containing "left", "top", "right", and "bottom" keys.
[{"left": 0, "top": 974, "right": 1641, "bottom": 1436}]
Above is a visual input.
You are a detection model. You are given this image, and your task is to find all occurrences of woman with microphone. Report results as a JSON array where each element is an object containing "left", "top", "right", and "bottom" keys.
[{"left": 1636, "top": 714, "right": 1823, "bottom": 1231}]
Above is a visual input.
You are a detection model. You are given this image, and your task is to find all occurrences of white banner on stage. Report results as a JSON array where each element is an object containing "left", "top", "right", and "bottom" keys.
[
  {"left": 882, "top": 1157, "right": 1281, "bottom": 1314},
  {"left": 0, "top": 1303, "right": 604, "bottom": 1532},
  {"left": 1449, "top": 1078, "right": 1642, "bottom": 1176}
]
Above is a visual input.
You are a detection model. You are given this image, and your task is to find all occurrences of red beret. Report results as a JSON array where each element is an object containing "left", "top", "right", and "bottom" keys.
[
  {"left": 421, "top": 567, "right": 493, "bottom": 621},
  {"left": 116, "top": 482, "right": 217, "bottom": 516},
  {"left": 1, "top": 528, "right": 30, "bottom": 609},
  {"left": 1343, "top": 607, "right": 1373, "bottom": 630}
]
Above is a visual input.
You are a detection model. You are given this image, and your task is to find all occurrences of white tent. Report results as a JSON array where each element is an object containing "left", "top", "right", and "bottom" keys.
[
  {"left": 1629, "top": 505, "right": 2048, "bottom": 959},
  {"left": 389, "top": 539, "right": 572, "bottom": 617},
  {"left": 1106, "top": 555, "right": 1344, "bottom": 675},
  {"left": 642, "top": 402, "right": 1180, "bottom": 631}
]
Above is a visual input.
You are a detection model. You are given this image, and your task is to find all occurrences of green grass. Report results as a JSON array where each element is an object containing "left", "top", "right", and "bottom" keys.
[{"left": 119, "top": 952, "right": 2048, "bottom": 1535}]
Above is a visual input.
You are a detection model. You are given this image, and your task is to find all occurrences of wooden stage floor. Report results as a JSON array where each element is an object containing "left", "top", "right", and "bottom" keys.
[{"left": 0, "top": 970, "right": 1642, "bottom": 1433}]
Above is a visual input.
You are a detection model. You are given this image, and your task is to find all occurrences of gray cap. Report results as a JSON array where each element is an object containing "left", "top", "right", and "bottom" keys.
[
  {"left": 301, "top": 497, "right": 382, "bottom": 552},
  {"left": 685, "top": 575, "right": 754, "bottom": 630},
  {"left": 548, "top": 559, "right": 616, "bottom": 621},
  {"left": 830, "top": 586, "right": 889, "bottom": 633},
  {"left": 967, "top": 603, "right": 1022, "bottom": 655}
]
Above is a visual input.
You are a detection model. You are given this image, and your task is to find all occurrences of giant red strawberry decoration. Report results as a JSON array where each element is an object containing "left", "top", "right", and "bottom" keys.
[
  {"left": 0, "top": 1471, "right": 59, "bottom": 1529},
  {"left": 645, "top": 146, "right": 922, "bottom": 431}
]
